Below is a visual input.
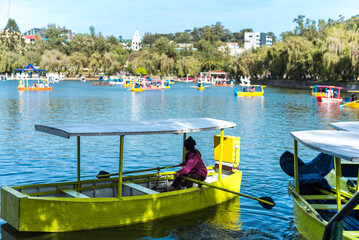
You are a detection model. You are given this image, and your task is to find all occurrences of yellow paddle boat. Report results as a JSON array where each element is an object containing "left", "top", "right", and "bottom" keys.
[
  {"left": 340, "top": 91, "right": 359, "bottom": 108},
  {"left": 0, "top": 118, "right": 274, "bottom": 232},
  {"left": 18, "top": 79, "right": 52, "bottom": 91},
  {"left": 123, "top": 80, "right": 133, "bottom": 88},
  {"left": 283, "top": 128, "right": 359, "bottom": 240},
  {"left": 131, "top": 82, "right": 145, "bottom": 92},
  {"left": 197, "top": 82, "right": 205, "bottom": 90},
  {"left": 234, "top": 85, "right": 265, "bottom": 96}
]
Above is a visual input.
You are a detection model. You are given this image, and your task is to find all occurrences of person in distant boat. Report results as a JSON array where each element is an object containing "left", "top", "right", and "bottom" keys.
[
  {"left": 169, "top": 136, "right": 207, "bottom": 191},
  {"left": 326, "top": 89, "right": 333, "bottom": 98},
  {"left": 352, "top": 94, "right": 357, "bottom": 102}
]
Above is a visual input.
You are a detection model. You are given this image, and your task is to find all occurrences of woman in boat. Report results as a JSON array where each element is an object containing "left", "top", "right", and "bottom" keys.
[
  {"left": 352, "top": 94, "right": 357, "bottom": 102},
  {"left": 170, "top": 136, "right": 207, "bottom": 191}
]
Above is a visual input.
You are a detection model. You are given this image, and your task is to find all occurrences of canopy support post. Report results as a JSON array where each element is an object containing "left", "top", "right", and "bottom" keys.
[
  {"left": 182, "top": 133, "right": 187, "bottom": 163},
  {"left": 356, "top": 169, "right": 359, "bottom": 192},
  {"left": 118, "top": 135, "right": 124, "bottom": 199},
  {"left": 219, "top": 129, "right": 224, "bottom": 180},
  {"left": 335, "top": 156, "right": 342, "bottom": 210},
  {"left": 77, "top": 136, "right": 81, "bottom": 189},
  {"left": 294, "top": 139, "right": 299, "bottom": 193}
]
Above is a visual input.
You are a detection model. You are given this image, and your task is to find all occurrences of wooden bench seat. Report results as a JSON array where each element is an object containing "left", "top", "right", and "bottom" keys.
[
  {"left": 123, "top": 182, "right": 159, "bottom": 195},
  {"left": 61, "top": 189, "right": 90, "bottom": 198}
]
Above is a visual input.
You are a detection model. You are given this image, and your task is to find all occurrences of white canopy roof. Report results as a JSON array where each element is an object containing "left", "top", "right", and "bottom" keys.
[
  {"left": 291, "top": 130, "right": 359, "bottom": 162},
  {"left": 35, "top": 118, "right": 236, "bottom": 139},
  {"left": 330, "top": 121, "right": 359, "bottom": 132}
]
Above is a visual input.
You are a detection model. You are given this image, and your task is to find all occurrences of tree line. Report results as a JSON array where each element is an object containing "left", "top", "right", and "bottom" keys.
[{"left": 0, "top": 16, "right": 358, "bottom": 81}]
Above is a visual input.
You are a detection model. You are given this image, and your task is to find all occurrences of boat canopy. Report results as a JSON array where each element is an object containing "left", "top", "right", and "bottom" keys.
[
  {"left": 291, "top": 130, "right": 359, "bottom": 162},
  {"left": 14, "top": 64, "right": 47, "bottom": 72},
  {"left": 35, "top": 118, "right": 236, "bottom": 139},
  {"left": 330, "top": 121, "right": 359, "bottom": 132}
]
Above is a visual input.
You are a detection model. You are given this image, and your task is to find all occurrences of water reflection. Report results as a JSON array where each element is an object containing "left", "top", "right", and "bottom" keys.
[{"left": 315, "top": 101, "right": 341, "bottom": 121}]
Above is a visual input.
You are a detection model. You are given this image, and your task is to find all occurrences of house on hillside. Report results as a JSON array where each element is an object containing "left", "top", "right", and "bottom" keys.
[{"left": 218, "top": 42, "right": 245, "bottom": 57}]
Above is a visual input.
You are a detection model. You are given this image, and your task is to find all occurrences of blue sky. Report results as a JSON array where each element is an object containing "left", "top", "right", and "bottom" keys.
[{"left": 0, "top": 0, "right": 358, "bottom": 39}]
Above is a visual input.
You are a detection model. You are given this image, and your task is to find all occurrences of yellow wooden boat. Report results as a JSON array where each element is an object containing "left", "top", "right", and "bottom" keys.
[
  {"left": 234, "top": 85, "right": 265, "bottom": 96},
  {"left": 1, "top": 118, "right": 246, "bottom": 232},
  {"left": 286, "top": 129, "right": 359, "bottom": 240}
]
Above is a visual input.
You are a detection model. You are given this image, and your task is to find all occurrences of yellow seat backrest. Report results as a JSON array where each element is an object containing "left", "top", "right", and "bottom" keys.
[{"left": 213, "top": 135, "right": 240, "bottom": 170}]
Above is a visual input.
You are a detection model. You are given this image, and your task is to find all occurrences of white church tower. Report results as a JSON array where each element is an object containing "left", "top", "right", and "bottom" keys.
[{"left": 131, "top": 29, "right": 141, "bottom": 51}]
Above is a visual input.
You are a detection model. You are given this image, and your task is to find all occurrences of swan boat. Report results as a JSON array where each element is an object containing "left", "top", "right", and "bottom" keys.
[{"left": 0, "top": 118, "right": 243, "bottom": 232}]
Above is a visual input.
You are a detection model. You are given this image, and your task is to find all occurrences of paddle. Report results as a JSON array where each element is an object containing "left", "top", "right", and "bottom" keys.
[
  {"left": 340, "top": 100, "right": 358, "bottom": 108},
  {"left": 182, "top": 176, "right": 275, "bottom": 210}
]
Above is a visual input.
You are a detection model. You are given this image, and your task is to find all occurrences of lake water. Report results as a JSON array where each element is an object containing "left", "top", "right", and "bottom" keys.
[{"left": 0, "top": 80, "right": 358, "bottom": 240}]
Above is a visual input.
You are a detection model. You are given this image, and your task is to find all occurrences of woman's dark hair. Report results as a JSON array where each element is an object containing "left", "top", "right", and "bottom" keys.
[{"left": 184, "top": 136, "right": 196, "bottom": 150}]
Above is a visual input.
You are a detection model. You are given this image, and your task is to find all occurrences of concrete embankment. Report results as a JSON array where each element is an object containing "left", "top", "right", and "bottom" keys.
[{"left": 249, "top": 79, "right": 359, "bottom": 91}]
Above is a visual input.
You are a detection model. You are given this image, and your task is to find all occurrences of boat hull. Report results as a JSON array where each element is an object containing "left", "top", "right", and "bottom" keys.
[
  {"left": 235, "top": 92, "right": 264, "bottom": 96},
  {"left": 341, "top": 102, "right": 359, "bottom": 108},
  {"left": 1, "top": 171, "right": 241, "bottom": 232},
  {"left": 18, "top": 87, "right": 52, "bottom": 91},
  {"left": 316, "top": 96, "right": 343, "bottom": 102},
  {"left": 293, "top": 194, "right": 357, "bottom": 240},
  {"left": 312, "top": 92, "right": 326, "bottom": 97},
  {"left": 131, "top": 88, "right": 144, "bottom": 92},
  {"left": 293, "top": 195, "right": 327, "bottom": 240}
]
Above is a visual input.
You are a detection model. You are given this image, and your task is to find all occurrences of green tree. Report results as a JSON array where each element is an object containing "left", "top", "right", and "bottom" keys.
[
  {"left": 43, "top": 24, "right": 69, "bottom": 51},
  {"left": 88, "top": 52, "right": 102, "bottom": 75},
  {"left": 40, "top": 49, "right": 69, "bottom": 73},
  {"left": 136, "top": 67, "right": 147, "bottom": 76},
  {"left": 69, "top": 52, "right": 87, "bottom": 76},
  {"left": 4, "top": 18, "right": 20, "bottom": 32}
]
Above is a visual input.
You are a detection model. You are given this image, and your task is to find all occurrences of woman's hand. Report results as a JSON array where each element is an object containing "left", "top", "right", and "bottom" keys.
[{"left": 175, "top": 172, "right": 180, "bottom": 178}]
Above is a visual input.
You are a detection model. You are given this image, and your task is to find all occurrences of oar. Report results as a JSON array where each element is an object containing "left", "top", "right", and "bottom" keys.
[
  {"left": 182, "top": 176, "right": 275, "bottom": 210},
  {"left": 340, "top": 100, "right": 358, "bottom": 108},
  {"left": 96, "top": 165, "right": 179, "bottom": 178}
]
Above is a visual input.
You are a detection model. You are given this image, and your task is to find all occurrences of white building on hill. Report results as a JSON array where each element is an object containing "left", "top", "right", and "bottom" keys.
[
  {"left": 244, "top": 32, "right": 272, "bottom": 50},
  {"left": 131, "top": 29, "right": 141, "bottom": 51},
  {"left": 218, "top": 42, "right": 245, "bottom": 57}
]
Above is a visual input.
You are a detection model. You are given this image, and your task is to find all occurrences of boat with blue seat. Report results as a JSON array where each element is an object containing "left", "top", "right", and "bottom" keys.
[{"left": 281, "top": 127, "right": 359, "bottom": 239}]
